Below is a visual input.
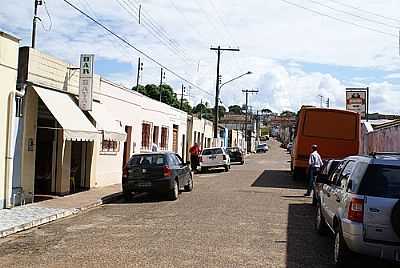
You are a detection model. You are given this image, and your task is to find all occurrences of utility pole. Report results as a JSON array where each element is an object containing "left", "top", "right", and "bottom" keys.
[
  {"left": 180, "top": 84, "right": 186, "bottom": 109},
  {"left": 136, "top": 57, "right": 143, "bottom": 90},
  {"left": 210, "top": 46, "right": 240, "bottom": 138},
  {"left": 31, "top": 0, "right": 43, "bottom": 48},
  {"left": 159, "top": 68, "right": 165, "bottom": 102},
  {"left": 242, "top": 89, "right": 258, "bottom": 152},
  {"left": 318, "top": 94, "right": 324, "bottom": 108}
]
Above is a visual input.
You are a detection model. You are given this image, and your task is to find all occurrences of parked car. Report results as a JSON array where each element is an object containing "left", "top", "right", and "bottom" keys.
[
  {"left": 226, "top": 147, "right": 245, "bottom": 165},
  {"left": 256, "top": 143, "right": 269, "bottom": 153},
  {"left": 122, "top": 152, "right": 193, "bottom": 201},
  {"left": 199, "top": 147, "right": 230, "bottom": 173},
  {"left": 286, "top": 142, "right": 293, "bottom": 153},
  {"left": 312, "top": 159, "right": 342, "bottom": 206},
  {"left": 315, "top": 153, "right": 400, "bottom": 266}
]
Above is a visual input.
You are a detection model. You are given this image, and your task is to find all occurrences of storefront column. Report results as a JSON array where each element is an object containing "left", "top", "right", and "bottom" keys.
[
  {"left": 55, "top": 134, "right": 71, "bottom": 195},
  {"left": 20, "top": 88, "right": 38, "bottom": 202}
]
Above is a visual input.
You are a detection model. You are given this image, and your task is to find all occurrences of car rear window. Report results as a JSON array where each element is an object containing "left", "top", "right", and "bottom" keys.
[
  {"left": 358, "top": 165, "right": 400, "bottom": 198},
  {"left": 227, "top": 148, "right": 240, "bottom": 153},
  {"left": 129, "top": 154, "right": 166, "bottom": 166},
  {"left": 203, "top": 148, "right": 223, "bottom": 155}
]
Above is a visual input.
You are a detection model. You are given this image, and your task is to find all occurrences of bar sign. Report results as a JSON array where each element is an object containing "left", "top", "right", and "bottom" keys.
[{"left": 79, "top": 54, "right": 94, "bottom": 111}]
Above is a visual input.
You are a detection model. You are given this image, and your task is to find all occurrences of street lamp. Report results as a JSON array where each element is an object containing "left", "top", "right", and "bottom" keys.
[
  {"left": 219, "top": 71, "right": 252, "bottom": 90},
  {"left": 213, "top": 71, "right": 252, "bottom": 142}
]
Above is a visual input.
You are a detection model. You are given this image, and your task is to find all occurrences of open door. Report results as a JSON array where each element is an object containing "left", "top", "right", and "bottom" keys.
[{"left": 123, "top": 126, "right": 132, "bottom": 168}]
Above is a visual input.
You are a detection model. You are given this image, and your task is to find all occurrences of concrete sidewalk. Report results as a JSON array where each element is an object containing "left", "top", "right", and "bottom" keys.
[{"left": 0, "top": 184, "right": 122, "bottom": 238}]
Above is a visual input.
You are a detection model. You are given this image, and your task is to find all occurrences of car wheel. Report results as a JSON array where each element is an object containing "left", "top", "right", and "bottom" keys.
[
  {"left": 168, "top": 179, "right": 179, "bottom": 201},
  {"left": 334, "top": 225, "right": 352, "bottom": 267},
  {"left": 240, "top": 160, "right": 244, "bottom": 165},
  {"left": 224, "top": 165, "right": 229, "bottom": 172},
  {"left": 184, "top": 174, "right": 193, "bottom": 192},
  {"left": 123, "top": 188, "right": 132, "bottom": 201},
  {"left": 315, "top": 203, "right": 327, "bottom": 235}
]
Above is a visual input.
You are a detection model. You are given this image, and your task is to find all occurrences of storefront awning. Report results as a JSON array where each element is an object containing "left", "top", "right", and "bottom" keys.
[
  {"left": 89, "top": 102, "right": 127, "bottom": 142},
  {"left": 34, "top": 86, "right": 99, "bottom": 141}
]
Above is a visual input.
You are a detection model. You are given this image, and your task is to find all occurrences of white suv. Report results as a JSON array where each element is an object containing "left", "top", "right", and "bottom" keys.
[
  {"left": 315, "top": 153, "right": 400, "bottom": 266},
  {"left": 199, "top": 147, "right": 230, "bottom": 173}
]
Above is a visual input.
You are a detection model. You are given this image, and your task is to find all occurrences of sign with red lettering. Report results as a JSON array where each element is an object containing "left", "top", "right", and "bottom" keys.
[
  {"left": 346, "top": 89, "right": 366, "bottom": 119},
  {"left": 79, "top": 54, "right": 94, "bottom": 111}
]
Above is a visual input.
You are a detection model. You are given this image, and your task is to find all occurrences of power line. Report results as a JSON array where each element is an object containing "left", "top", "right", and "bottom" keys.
[
  {"left": 128, "top": 0, "right": 193, "bottom": 60},
  {"left": 62, "top": 0, "right": 213, "bottom": 96},
  {"left": 307, "top": 0, "right": 398, "bottom": 29},
  {"left": 116, "top": 0, "right": 193, "bottom": 64},
  {"left": 325, "top": 0, "right": 400, "bottom": 24},
  {"left": 278, "top": 0, "right": 397, "bottom": 37},
  {"left": 167, "top": 0, "right": 209, "bottom": 48}
]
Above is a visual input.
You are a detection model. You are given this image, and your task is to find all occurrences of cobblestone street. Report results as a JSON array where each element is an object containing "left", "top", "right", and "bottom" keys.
[{"left": 0, "top": 140, "right": 395, "bottom": 267}]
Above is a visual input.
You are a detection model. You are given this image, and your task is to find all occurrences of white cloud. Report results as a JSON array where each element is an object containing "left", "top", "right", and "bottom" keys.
[
  {"left": 1, "top": 0, "right": 400, "bottom": 114},
  {"left": 384, "top": 73, "right": 400, "bottom": 80}
]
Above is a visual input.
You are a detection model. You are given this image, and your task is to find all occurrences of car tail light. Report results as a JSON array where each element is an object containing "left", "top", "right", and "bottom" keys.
[
  {"left": 122, "top": 164, "right": 128, "bottom": 179},
  {"left": 223, "top": 155, "right": 227, "bottom": 160},
  {"left": 199, "top": 156, "right": 203, "bottom": 162},
  {"left": 163, "top": 165, "right": 172, "bottom": 177},
  {"left": 348, "top": 198, "right": 364, "bottom": 223}
]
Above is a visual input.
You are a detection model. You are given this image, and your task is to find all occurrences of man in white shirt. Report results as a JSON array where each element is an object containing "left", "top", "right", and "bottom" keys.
[{"left": 305, "top": 144, "right": 323, "bottom": 196}]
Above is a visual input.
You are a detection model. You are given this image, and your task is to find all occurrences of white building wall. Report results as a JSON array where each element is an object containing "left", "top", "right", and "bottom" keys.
[
  {"left": 94, "top": 79, "right": 187, "bottom": 187},
  {"left": 19, "top": 48, "right": 187, "bottom": 189},
  {"left": 0, "top": 32, "right": 19, "bottom": 208}
]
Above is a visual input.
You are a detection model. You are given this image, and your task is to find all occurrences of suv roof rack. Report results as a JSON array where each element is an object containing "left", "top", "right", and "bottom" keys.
[{"left": 369, "top": 152, "right": 400, "bottom": 158}]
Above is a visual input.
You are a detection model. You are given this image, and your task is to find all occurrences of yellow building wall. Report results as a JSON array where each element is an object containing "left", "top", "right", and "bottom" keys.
[{"left": 0, "top": 32, "right": 19, "bottom": 207}]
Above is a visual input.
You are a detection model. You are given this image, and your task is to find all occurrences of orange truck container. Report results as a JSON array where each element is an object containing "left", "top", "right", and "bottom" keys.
[{"left": 291, "top": 107, "right": 360, "bottom": 180}]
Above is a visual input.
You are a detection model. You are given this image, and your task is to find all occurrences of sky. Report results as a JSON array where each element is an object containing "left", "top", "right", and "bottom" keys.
[{"left": 2, "top": 0, "right": 400, "bottom": 114}]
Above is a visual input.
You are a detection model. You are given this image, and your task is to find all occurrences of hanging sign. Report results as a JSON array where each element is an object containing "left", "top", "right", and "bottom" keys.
[
  {"left": 346, "top": 88, "right": 367, "bottom": 119},
  {"left": 79, "top": 54, "right": 94, "bottom": 111}
]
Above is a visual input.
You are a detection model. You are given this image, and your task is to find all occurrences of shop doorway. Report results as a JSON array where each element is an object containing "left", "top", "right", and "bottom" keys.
[
  {"left": 70, "top": 141, "right": 90, "bottom": 193},
  {"left": 34, "top": 99, "right": 56, "bottom": 196},
  {"left": 122, "top": 126, "right": 132, "bottom": 168}
]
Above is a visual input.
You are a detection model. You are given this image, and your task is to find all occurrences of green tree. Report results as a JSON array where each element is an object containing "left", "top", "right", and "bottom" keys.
[
  {"left": 133, "top": 83, "right": 191, "bottom": 113},
  {"left": 280, "top": 110, "right": 296, "bottom": 117},
  {"left": 218, "top": 106, "right": 226, "bottom": 119},
  {"left": 261, "top": 108, "right": 273, "bottom": 114},
  {"left": 228, "top": 105, "right": 242, "bottom": 114}
]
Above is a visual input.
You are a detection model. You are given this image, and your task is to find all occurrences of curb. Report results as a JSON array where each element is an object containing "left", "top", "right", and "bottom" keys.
[{"left": 0, "top": 192, "right": 124, "bottom": 239}]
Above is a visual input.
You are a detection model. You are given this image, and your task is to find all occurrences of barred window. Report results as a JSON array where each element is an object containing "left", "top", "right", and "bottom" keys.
[
  {"left": 141, "top": 123, "right": 151, "bottom": 150},
  {"left": 160, "top": 127, "right": 169, "bottom": 150},
  {"left": 101, "top": 139, "right": 120, "bottom": 152}
]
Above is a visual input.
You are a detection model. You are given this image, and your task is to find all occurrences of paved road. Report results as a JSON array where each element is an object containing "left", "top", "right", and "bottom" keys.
[{"left": 0, "top": 140, "right": 395, "bottom": 267}]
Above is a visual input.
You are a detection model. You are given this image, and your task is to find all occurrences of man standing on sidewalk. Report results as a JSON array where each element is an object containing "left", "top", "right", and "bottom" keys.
[
  {"left": 305, "top": 144, "right": 323, "bottom": 196},
  {"left": 189, "top": 142, "right": 201, "bottom": 172}
]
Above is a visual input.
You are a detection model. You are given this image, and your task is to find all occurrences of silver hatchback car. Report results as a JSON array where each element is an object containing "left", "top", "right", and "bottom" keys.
[{"left": 315, "top": 153, "right": 400, "bottom": 266}]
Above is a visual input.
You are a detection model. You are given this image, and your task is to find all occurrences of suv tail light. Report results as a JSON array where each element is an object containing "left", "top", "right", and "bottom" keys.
[
  {"left": 199, "top": 156, "right": 203, "bottom": 162},
  {"left": 348, "top": 198, "right": 364, "bottom": 223},
  {"left": 223, "top": 155, "right": 227, "bottom": 160},
  {"left": 122, "top": 165, "right": 128, "bottom": 180},
  {"left": 163, "top": 165, "right": 172, "bottom": 177}
]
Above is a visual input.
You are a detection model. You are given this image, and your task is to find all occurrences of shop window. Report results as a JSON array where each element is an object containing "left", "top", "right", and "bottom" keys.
[
  {"left": 160, "top": 127, "right": 169, "bottom": 150},
  {"left": 153, "top": 126, "right": 159, "bottom": 144},
  {"left": 141, "top": 123, "right": 152, "bottom": 150},
  {"left": 101, "top": 139, "right": 120, "bottom": 152}
]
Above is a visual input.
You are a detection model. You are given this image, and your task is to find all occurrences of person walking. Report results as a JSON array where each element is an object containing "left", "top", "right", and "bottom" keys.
[
  {"left": 189, "top": 142, "right": 201, "bottom": 172},
  {"left": 151, "top": 142, "right": 158, "bottom": 152},
  {"left": 305, "top": 144, "right": 323, "bottom": 196}
]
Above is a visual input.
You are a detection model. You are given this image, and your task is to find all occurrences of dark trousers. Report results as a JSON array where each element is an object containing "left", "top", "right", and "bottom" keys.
[
  {"left": 306, "top": 166, "right": 319, "bottom": 194},
  {"left": 190, "top": 155, "right": 199, "bottom": 171}
]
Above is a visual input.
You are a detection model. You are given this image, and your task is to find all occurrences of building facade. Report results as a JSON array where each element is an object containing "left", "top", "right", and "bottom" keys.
[
  {"left": 14, "top": 47, "right": 187, "bottom": 204},
  {"left": 0, "top": 32, "right": 21, "bottom": 208}
]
